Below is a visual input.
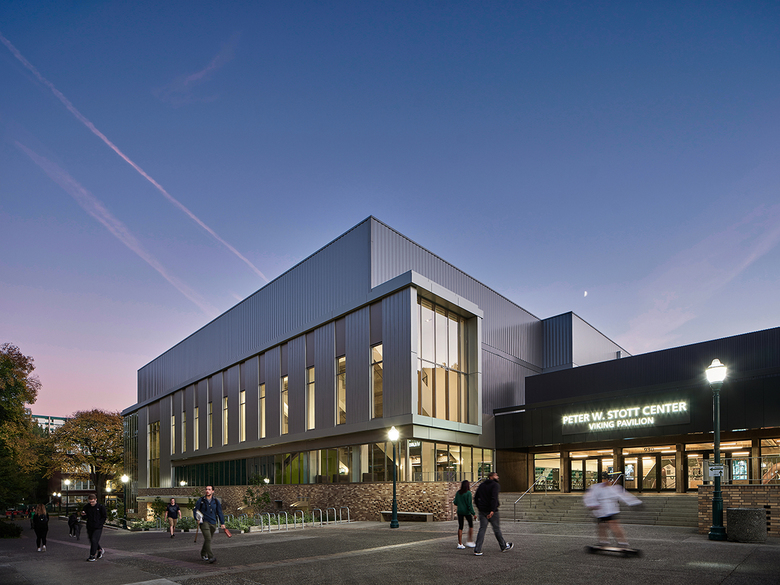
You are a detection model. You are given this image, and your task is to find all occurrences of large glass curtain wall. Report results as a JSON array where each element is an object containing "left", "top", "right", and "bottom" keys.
[
  {"left": 417, "top": 298, "right": 471, "bottom": 424},
  {"left": 174, "top": 441, "right": 493, "bottom": 487}
]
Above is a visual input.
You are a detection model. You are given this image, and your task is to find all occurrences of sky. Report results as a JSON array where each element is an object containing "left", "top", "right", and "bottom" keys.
[{"left": 1, "top": 1, "right": 779, "bottom": 417}]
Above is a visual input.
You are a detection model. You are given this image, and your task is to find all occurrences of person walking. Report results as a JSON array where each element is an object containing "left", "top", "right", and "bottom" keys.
[
  {"left": 68, "top": 512, "right": 80, "bottom": 538},
  {"left": 32, "top": 504, "right": 49, "bottom": 552},
  {"left": 453, "top": 480, "right": 476, "bottom": 549},
  {"left": 166, "top": 498, "right": 182, "bottom": 538},
  {"left": 473, "top": 471, "right": 513, "bottom": 556},
  {"left": 583, "top": 472, "right": 642, "bottom": 548},
  {"left": 193, "top": 485, "right": 225, "bottom": 564},
  {"left": 81, "top": 494, "right": 107, "bottom": 561}
]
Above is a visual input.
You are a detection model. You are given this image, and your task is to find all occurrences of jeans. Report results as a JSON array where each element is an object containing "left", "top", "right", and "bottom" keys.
[
  {"left": 87, "top": 527, "right": 103, "bottom": 558},
  {"left": 474, "top": 510, "right": 506, "bottom": 553},
  {"left": 200, "top": 522, "right": 216, "bottom": 560}
]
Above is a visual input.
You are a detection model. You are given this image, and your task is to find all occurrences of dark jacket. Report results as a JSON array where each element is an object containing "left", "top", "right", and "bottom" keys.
[
  {"left": 82, "top": 502, "right": 107, "bottom": 530},
  {"left": 194, "top": 496, "right": 224, "bottom": 525},
  {"left": 474, "top": 478, "right": 501, "bottom": 514},
  {"left": 33, "top": 512, "right": 49, "bottom": 533}
]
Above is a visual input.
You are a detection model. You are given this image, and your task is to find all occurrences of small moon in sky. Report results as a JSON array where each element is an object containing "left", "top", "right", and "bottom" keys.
[{"left": 584, "top": 291, "right": 588, "bottom": 297}]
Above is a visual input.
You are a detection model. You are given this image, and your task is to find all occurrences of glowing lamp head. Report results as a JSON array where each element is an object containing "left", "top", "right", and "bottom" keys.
[
  {"left": 706, "top": 359, "right": 727, "bottom": 384},
  {"left": 388, "top": 426, "right": 400, "bottom": 442},
  {"left": 121, "top": 474, "right": 130, "bottom": 484}
]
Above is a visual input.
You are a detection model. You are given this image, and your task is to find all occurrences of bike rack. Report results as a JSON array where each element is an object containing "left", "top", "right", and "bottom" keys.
[
  {"left": 259, "top": 512, "right": 274, "bottom": 532},
  {"left": 312, "top": 508, "right": 324, "bottom": 527},
  {"left": 326, "top": 507, "right": 337, "bottom": 525},
  {"left": 293, "top": 509, "right": 305, "bottom": 529},
  {"left": 278, "top": 511, "right": 290, "bottom": 531},
  {"left": 338, "top": 506, "right": 350, "bottom": 523}
]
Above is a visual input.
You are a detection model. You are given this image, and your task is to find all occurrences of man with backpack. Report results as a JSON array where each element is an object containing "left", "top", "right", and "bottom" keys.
[
  {"left": 193, "top": 485, "right": 225, "bottom": 564},
  {"left": 473, "top": 471, "right": 513, "bottom": 556}
]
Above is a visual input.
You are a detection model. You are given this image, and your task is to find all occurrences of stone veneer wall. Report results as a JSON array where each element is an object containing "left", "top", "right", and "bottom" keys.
[
  {"left": 697, "top": 485, "right": 780, "bottom": 536},
  {"left": 139, "top": 482, "right": 465, "bottom": 521}
]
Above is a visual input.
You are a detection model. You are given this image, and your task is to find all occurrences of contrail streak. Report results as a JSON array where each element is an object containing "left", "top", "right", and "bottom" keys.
[
  {"left": 16, "top": 141, "right": 219, "bottom": 318},
  {"left": 1, "top": 31, "right": 269, "bottom": 283}
]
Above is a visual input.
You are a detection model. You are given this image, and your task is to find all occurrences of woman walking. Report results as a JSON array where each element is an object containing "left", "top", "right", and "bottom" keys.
[
  {"left": 33, "top": 504, "right": 49, "bottom": 552},
  {"left": 453, "top": 480, "right": 476, "bottom": 549}
]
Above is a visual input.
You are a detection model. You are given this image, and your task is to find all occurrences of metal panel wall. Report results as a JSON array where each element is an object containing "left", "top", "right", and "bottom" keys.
[
  {"left": 481, "top": 350, "right": 536, "bottom": 414},
  {"left": 370, "top": 219, "right": 543, "bottom": 368},
  {"left": 382, "top": 288, "right": 415, "bottom": 417},
  {"left": 287, "top": 335, "right": 306, "bottom": 435},
  {"left": 210, "top": 374, "right": 223, "bottom": 449},
  {"left": 265, "top": 346, "right": 281, "bottom": 439},
  {"left": 159, "top": 395, "right": 171, "bottom": 488},
  {"left": 184, "top": 384, "right": 195, "bottom": 457},
  {"left": 571, "top": 313, "right": 629, "bottom": 367},
  {"left": 225, "top": 365, "right": 239, "bottom": 446},
  {"left": 345, "top": 307, "right": 370, "bottom": 424},
  {"left": 196, "top": 379, "right": 208, "bottom": 453},
  {"left": 542, "top": 313, "right": 573, "bottom": 371},
  {"left": 243, "top": 356, "right": 259, "bottom": 443},
  {"left": 137, "top": 220, "right": 372, "bottom": 402},
  {"left": 137, "top": 407, "right": 148, "bottom": 489},
  {"left": 314, "top": 322, "right": 336, "bottom": 430}
]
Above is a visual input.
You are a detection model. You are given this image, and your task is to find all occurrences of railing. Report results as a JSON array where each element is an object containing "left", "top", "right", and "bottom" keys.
[
  {"left": 513, "top": 476, "right": 547, "bottom": 521},
  {"left": 611, "top": 473, "right": 624, "bottom": 486}
]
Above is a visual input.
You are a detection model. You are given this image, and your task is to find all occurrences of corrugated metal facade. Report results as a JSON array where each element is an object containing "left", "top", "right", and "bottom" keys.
[
  {"left": 137, "top": 220, "right": 372, "bottom": 402},
  {"left": 382, "top": 288, "right": 415, "bottom": 418},
  {"left": 370, "top": 220, "right": 542, "bottom": 368}
]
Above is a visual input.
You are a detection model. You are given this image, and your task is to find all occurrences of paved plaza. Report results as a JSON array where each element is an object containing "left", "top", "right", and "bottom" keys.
[{"left": 2, "top": 517, "right": 778, "bottom": 585}]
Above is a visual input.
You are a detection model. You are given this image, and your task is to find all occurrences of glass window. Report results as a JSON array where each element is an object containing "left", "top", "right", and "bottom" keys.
[
  {"left": 148, "top": 421, "right": 160, "bottom": 488},
  {"left": 182, "top": 410, "right": 186, "bottom": 453},
  {"left": 306, "top": 367, "right": 315, "bottom": 430},
  {"left": 336, "top": 357, "right": 346, "bottom": 425},
  {"left": 418, "top": 361, "right": 433, "bottom": 417},
  {"left": 170, "top": 414, "right": 176, "bottom": 455},
  {"left": 222, "top": 396, "right": 229, "bottom": 445},
  {"left": 420, "top": 299, "right": 435, "bottom": 363},
  {"left": 534, "top": 453, "right": 561, "bottom": 491},
  {"left": 239, "top": 390, "right": 246, "bottom": 442},
  {"left": 448, "top": 313, "right": 461, "bottom": 371},
  {"left": 370, "top": 443, "right": 388, "bottom": 482},
  {"left": 372, "top": 345, "right": 383, "bottom": 419},
  {"left": 207, "top": 403, "right": 213, "bottom": 448},
  {"left": 434, "top": 367, "right": 447, "bottom": 420},
  {"left": 194, "top": 406, "right": 199, "bottom": 451},
  {"left": 259, "top": 383, "right": 266, "bottom": 439},
  {"left": 435, "top": 306, "right": 448, "bottom": 367},
  {"left": 281, "top": 376, "right": 289, "bottom": 435}
]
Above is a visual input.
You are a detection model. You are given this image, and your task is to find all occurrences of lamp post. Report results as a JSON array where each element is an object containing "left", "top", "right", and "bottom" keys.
[
  {"left": 388, "top": 426, "right": 400, "bottom": 529},
  {"left": 706, "top": 358, "right": 727, "bottom": 541},
  {"left": 64, "top": 479, "right": 70, "bottom": 515},
  {"left": 121, "top": 474, "right": 130, "bottom": 521}
]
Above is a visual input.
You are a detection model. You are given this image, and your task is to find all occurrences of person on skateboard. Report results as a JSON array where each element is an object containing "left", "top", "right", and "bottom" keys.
[{"left": 583, "top": 471, "right": 641, "bottom": 549}]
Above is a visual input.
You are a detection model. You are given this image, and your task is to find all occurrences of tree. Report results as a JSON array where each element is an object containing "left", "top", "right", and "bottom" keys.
[
  {"left": 242, "top": 474, "right": 272, "bottom": 513},
  {"left": 49, "top": 410, "right": 123, "bottom": 502},
  {"left": 0, "top": 343, "right": 43, "bottom": 508}
]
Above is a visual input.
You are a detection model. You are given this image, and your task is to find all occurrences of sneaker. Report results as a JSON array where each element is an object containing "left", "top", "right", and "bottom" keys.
[
  {"left": 474, "top": 552, "right": 483, "bottom": 556},
  {"left": 466, "top": 542, "right": 476, "bottom": 548},
  {"left": 457, "top": 544, "right": 466, "bottom": 549},
  {"left": 503, "top": 542, "right": 514, "bottom": 552},
  {"left": 37, "top": 548, "right": 41, "bottom": 552},
  {"left": 208, "top": 557, "right": 216, "bottom": 564},
  {"left": 97, "top": 549, "right": 104, "bottom": 559},
  {"left": 42, "top": 546, "right": 46, "bottom": 552},
  {"left": 87, "top": 556, "right": 96, "bottom": 562}
]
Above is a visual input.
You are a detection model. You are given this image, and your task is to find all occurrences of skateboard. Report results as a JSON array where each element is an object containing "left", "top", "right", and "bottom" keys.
[{"left": 586, "top": 544, "right": 641, "bottom": 557}]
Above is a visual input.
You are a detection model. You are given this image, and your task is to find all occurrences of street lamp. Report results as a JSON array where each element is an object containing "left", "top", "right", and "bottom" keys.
[
  {"left": 121, "top": 474, "right": 130, "bottom": 521},
  {"left": 64, "top": 479, "right": 70, "bottom": 515},
  {"left": 706, "top": 358, "right": 728, "bottom": 541},
  {"left": 180, "top": 480, "right": 187, "bottom": 487},
  {"left": 388, "top": 426, "right": 400, "bottom": 529}
]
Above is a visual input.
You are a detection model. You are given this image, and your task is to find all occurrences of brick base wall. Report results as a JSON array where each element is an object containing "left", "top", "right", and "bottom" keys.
[
  {"left": 697, "top": 485, "right": 780, "bottom": 536},
  {"left": 139, "top": 482, "right": 464, "bottom": 522}
]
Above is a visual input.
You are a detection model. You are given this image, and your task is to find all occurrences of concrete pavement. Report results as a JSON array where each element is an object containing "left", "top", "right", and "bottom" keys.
[{"left": 1, "top": 515, "right": 778, "bottom": 584}]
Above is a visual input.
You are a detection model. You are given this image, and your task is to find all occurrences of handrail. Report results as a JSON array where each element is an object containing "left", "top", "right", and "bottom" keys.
[
  {"left": 513, "top": 476, "right": 547, "bottom": 522},
  {"left": 611, "top": 473, "right": 624, "bottom": 486},
  {"left": 338, "top": 506, "right": 350, "bottom": 523}
]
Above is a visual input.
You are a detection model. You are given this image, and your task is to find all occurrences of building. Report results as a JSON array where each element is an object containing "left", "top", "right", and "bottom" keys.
[
  {"left": 496, "top": 327, "right": 780, "bottom": 495},
  {"left": 121, "top": 217, "right": 625, "bottom": 519}
]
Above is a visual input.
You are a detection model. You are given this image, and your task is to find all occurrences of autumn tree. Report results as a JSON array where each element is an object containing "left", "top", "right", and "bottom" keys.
[
  {"left": 0, "top": 343, "right": 44, "bottom": 507},
  {"left": 49, "top": 410, "right": 123, "bottom": 502}
]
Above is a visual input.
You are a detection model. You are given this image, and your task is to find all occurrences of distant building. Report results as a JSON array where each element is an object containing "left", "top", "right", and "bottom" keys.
[
  {"left": 122, "top": 217, "right": 625, "bottom": 519},
  {"left": 31, "top": 414, "right": 67, "bottom": 434}
]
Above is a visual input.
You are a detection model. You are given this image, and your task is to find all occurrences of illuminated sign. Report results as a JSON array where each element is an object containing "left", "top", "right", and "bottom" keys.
[{"left": 561, "top": 397, "right": 690, "bottom": 435}]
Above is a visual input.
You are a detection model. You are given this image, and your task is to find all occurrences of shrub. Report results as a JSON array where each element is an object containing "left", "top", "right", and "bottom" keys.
[{"left": 0, "top": 521, "right": 23, "bottom": 538}]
